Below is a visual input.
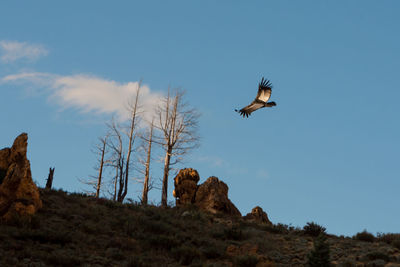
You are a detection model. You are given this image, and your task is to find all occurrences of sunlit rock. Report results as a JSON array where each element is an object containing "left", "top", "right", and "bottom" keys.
[{"left": 0, "top": 133, "right": 42, "bottom": 221}]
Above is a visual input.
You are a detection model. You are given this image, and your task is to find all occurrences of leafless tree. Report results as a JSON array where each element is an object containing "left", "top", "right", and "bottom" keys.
[
  {"left": 120, "top": 83, "right": 141, "bottom": 202},
  {"left": 79, "top": 134, "right": 110, "bottom": 197},
  {"left": 95, "top": 135, "right": 108, "bottom": 198},
  {"left": 104, "top": 83, "right": 142, "bottom": 202},
  {"left": 155, "top": 88, "right": 200, "bottom": 207},
  {"left": 135, "top": 119, "right": 155, "bottom": 205},
  {"left": 106, "top": 119, "right": 125, "bottom": 201}
]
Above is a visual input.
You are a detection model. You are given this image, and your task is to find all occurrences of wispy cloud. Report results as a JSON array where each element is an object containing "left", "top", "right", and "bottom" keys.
[
  {"left": 2, "top": 72, "right": 163, "bottom": 122},
  {"left": 0, "top": 41, "right": 48, "bottom": 63}
]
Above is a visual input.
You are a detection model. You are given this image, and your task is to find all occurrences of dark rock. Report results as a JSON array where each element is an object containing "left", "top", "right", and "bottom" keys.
[{"left": 194, "top": 176, "right": 241, "bottom": 217}]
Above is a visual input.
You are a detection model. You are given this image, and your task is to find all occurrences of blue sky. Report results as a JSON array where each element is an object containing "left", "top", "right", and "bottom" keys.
[{"left": 1, "top": 1, "right": 400, "bottom": 236}]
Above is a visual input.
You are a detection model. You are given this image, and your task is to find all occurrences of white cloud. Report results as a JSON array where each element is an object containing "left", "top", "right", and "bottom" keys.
[
  {"left": 0, "top": 41, "right": 48, "bottom": 63},
  {"left": 1, "top": 72, "right": 163, "bottom": 122}
]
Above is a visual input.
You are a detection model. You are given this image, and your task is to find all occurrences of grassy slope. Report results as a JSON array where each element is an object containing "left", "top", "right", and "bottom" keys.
[{"left": 1, "top": 189, "right": 400, "bottom": 267}]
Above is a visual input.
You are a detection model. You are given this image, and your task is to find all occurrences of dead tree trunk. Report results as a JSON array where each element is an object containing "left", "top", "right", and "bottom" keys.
[
  {"left": 142, "top": 120, "right": 154, "bottom": 205},
  {"left": 161, "top": 146, "right": 172, "bottom": 206},
  {"left": 120, "top": 82, "right": 141, "bottom": 203},
  {"left": 45, "top": 167, "right": 55, "bottom": 189},
  {"left": 95, "top": 136, "right": 108, "bottom": 198}
]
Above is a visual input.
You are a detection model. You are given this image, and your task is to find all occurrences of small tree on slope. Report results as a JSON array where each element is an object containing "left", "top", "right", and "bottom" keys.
[{"left": 307, "top": 233, "right": 331, "bottom": 267}]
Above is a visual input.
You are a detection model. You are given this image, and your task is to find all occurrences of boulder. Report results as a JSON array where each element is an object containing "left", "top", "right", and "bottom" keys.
[
  {"left": 0, "top": 133, "right": 42, "bottom": 221},
  {"left": 244, "top": 206, "right": 272, "bottom": 225},
  {"left": 173, "top": 168, "right": 200, "bottom": 205},
  {"left": 194, "top": 176, "right": 241, "bottom": 217}
]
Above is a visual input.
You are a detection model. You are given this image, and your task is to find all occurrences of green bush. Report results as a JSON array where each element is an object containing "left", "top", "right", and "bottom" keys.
[
  {"left": 365, "top": 251, "right": 389, "bottom": 262},
  {"left": 353, "top": 230, "right": 375, "bottom": 242},
  {"left": 146, "top": 234, "right": 179, "bottom": 249},
  {"left": 376, "top": 232, "right": 400, "bottom": 247},
  {"left": 307, "top": 234, "right": 330, "bottom": 267},
  {"left": 223, "top": 226, "right": 244, "bottom": 240},
  {"left": 44, "top": 251, "right": 82, "bottom": 267},
  {"left": 303, "top": 222, "right": 326, "bottom": 237},
  {"left": 261, "top": 223, "right": 291, "bottom": 235},
  {"left": 172, "top": 245, "right": 199, "bottom": 265},
  {"left": 200, "top": 243, "right": 225, "bottom": 259}
]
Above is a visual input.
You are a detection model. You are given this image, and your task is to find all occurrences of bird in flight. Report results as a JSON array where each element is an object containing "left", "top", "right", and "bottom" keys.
[{"left": 235, "top": 77, "right": 277, "bottom": 118}]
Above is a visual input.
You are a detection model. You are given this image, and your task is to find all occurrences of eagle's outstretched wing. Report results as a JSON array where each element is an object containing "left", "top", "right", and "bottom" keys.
[
  {"left": 235, "top": 77, "right": 274, "bottom": 118},
  {"left": 255, "top": 77, "right": 272, "bottom": 102},
  {"left": 236, "top": 100, "right": 264, "bottom": 118}
]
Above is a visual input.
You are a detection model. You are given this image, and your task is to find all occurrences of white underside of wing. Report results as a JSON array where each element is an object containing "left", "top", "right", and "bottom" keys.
[{"left": 257, "top": 89, "right": 271, "bottom": 102}]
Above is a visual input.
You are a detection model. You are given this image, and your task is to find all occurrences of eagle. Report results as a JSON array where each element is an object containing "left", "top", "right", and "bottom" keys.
[{"left": 235, "top": 77, "right": 276, "bottom": 118}]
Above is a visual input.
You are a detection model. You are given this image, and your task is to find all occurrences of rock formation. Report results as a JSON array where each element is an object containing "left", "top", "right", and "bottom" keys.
[
  {"left": 244, "top": 206, "right": 272, "bottom": 225},
  {"left": 173, "top": 168, "right": 200, "bottom": 205},
  {"left": 0, "top": 133, "right": 42, "bottom": 221},
  {"left": 194, "top": 176, "right": 241, "bottom": 216},
  {"left": 173, "top": 169, "right": 241, "bottom": 217}
]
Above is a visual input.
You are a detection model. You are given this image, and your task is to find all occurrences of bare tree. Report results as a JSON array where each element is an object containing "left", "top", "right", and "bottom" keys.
[
  {"left": 155, "top": 88, "right": 200, "bottom": 207},
  {"left": 95, "top": 135, "right": 108, "bottom": 198},
  {"left": 140, "top": 119, "right": 155, "bottom": 205},
  {"left": 80, "top": 134, "right": 110, "bottom": 197},
  {"left": 120, "top": 83, "right": 141, "bottom": 202},
  {"left": 104, "top": 83, "right": 142, "bottom": 203}
]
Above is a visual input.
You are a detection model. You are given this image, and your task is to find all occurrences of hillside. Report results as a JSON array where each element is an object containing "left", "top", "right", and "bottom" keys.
[{"left": 1, "top": 189, "right": 400, "bottom": 267}]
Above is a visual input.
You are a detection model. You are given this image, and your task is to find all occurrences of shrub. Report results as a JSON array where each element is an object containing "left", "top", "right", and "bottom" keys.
[
  {"left": 15, "top": 229, "right": 72, "bottom": 245},
  {"left": 307, "top": 234, "right": 330, "bottom": 267},
  {"left": 200, "top": 242, "right": 225, "bottom": 259},
  {"left": 234, "top": 255, "right": 259, "bottom": 267},
  {"left": 365, "top": 251, "right": 389, "bottom": 262},
  {"left": 376, "top": 232, "right": 400, "bottom": 247},
  {"left": 261, "top": 223, "right": 295, "bottom": 235},
  {"left": 106, "top": 247, "right": 125, "bottom": 261},
  {"left": 303, "top": 222, "right": 326, "bottom": 237},
  {"left": 353, "top": 230, "right": 375, "bottom": 242},
  {"left": 126, "top": 256, "right": 149, "bottom": 267},
  {"left": 392, "top": 239, "right": 400, "bottom": 250},
  {"left": 338, "top": 259, "right": 356, "bottom": 267},
  {"left": 225, "top": 226, "right": 243, "bottom": 240},
  {"left": 44, "top": 251, "right": 82, "bottom": 267},
  {"left": 172, "top": 245, "right": 199, "bottom": 265},
  {"left": 146, "top": 234, "right": 179, "bottom": 249}
]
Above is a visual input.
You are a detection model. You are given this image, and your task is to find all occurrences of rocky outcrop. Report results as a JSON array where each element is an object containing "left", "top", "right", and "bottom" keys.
[
  {"left": 0, "top": 133, "right": 42, "bottom": 221},
  {"left": 173, "top": 168, "right": 199, "bottom": 205},
  {"left": 0, "top": 148, "right": 11, "bottom": 185},
  {"left": 173, "top": 169, "right": 241, "bottom": 217},
  {"left": 194, "top": 176, "right": 241, "bottom": 216},
  {"left": 244, "top": 206, "right": 272, "bottom": 225}
]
